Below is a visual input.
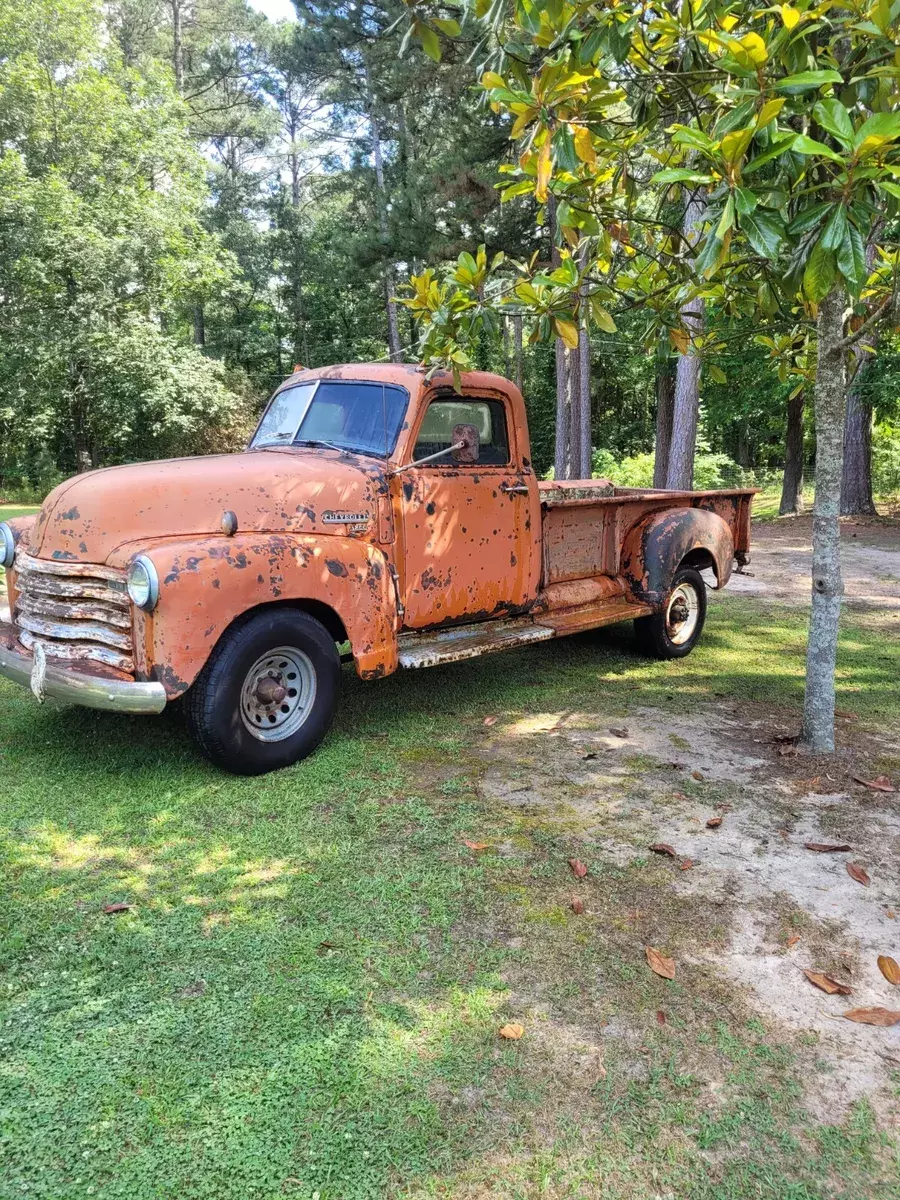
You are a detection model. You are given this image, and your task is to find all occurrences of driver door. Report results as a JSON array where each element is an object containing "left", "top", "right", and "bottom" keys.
[{"left": 398, "top": 392, "right": 533, "bottom": 629}]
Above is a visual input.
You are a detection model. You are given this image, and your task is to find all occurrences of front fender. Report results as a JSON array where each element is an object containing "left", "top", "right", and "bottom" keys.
[
  {"left": 115, "top": 534, "right": 398, "bottom": 696},
  {"left": 621, "top": 508, "right": 734, "bottom": 605}
]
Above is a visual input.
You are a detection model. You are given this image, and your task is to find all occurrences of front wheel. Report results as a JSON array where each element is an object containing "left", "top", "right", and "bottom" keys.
[
  {"left": 633, "top": 567, "right": 707, "bottom": 660},
  {"left": 185, "top": 608, "right": 340, "bottom": 775}
]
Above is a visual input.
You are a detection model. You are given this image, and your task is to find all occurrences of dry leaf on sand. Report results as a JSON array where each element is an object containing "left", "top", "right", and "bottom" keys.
[{"left": 646, "top": 946, "right": 676, "bottom": 980}]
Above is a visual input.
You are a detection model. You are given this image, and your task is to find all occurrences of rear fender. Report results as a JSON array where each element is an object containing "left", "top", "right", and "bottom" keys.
[
  {"left": 621, "top": 508, "right": 734, "bottom": 605},
  {"left": 116, "top": 534, "right": 398, "bottom": 696}
]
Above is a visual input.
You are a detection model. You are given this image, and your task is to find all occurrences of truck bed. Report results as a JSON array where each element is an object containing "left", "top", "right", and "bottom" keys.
[{"left": 538, "top": 478, "right": 755, "bottom": 587}]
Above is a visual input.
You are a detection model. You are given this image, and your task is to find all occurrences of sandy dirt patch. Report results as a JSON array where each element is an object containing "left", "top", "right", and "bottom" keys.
[
  {"left": 475, "top": 698, "right": 900, "bottom": 1121},
  {"left": 723, "top": 514, "right": 900, "bottom": 612}
]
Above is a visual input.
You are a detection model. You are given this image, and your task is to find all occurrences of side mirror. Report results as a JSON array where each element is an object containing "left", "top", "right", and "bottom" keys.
[{"left": 452, "top": 423, "right": 480, "bottom": 464}]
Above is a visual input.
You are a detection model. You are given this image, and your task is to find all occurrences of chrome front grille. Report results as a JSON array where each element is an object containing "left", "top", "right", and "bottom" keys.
[{"left": 12, "top": 553, "right": 134, "bottom": 673}]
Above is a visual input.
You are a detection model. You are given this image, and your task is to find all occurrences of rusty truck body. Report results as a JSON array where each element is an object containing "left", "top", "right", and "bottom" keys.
[{"left": 0, "top": 364, "right": 753, "bottom": 774}]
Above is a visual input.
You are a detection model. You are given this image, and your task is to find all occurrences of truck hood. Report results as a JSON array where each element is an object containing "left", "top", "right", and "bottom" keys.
[{"left": 29, "top": 449, "right": 386, "bottom": 564}]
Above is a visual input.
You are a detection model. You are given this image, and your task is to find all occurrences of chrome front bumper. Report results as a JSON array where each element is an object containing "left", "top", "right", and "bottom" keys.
[{"left": 0, "top": 623, "right": 167, "bottom": 715}]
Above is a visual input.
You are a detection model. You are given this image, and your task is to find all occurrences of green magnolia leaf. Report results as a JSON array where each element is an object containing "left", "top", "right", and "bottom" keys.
[
  {"left": 500, "top": 179, "right": 535, "bottom": 201},
  {"left": 813, "top": 99, "right": 854, "bottom": 147},
  {"left": 740, "top": 209, "right": 786, "bottom": 260},
  {"left": 790, "top": 134, "right": 845, "bottom": 164},
  {"left": 744, "top": 134, "right": 796, "bottom": 174},
  {"left": 716, "top": 195, "right": 735, "bottom": 239},
  {"left": 854, "top": 111, "right": 900, "bottom": 146},
  {"left": 708, "top": 364, "right": 726, "bottom": 384},
  {"left": 694, "top": 231, "right": 725, "bottom": 278},
  {"left": 720, "top": 127, "right": 755, "bottom": 164},
  {"left": 786, "top": 202, "right": 835, "bottom": 236},
  {"left": 802, "top": 237, "right": 836, "bottom": 302},
  {"left": 820, "top": 204, "right": 848, "bottom": 252},
  {"left": 876, "top": 180, "right": 900, "bottom": 199},
  {"left": 776, "top": 69, "right": 843, "bottom": 91},
  {"left": 416, "top": 22, "right": 442, "bottom": 62},
  {"left": 651, "top": 168, "right": 713, "bottom": 184},
  {"left": 734, "top": 187, "right": 758, "bottom": 215},
  {"left": 836, "top": 221, "right": 866, "bottom": 295},
  {"left": 589, "top": 296, "right": 617, "bottom": 332},
  {"left": 433, "top": 18, "right": 461, "bottom": 36}
]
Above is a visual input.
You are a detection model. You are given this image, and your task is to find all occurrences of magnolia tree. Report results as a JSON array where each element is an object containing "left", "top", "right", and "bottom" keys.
[{"left": 401, "top": 0, "right": 900, "bottom": 753}]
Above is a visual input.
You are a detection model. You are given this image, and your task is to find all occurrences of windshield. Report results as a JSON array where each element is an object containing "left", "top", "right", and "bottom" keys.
[{"left": 251, "top": 379, "right": 409, "bottom": 457}]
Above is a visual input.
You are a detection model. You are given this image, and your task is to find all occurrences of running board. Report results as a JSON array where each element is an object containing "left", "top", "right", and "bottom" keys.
[
  {"left": 397, "top": 617, "right": 554, "bottom": 669},
  {"left": 396, "top": 599, "right": 653, "bottom": 670}
]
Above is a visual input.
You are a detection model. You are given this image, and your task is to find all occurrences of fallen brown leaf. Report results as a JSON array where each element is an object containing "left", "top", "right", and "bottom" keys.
[
  {"left": 483, "top": 715, "right": 498, "bottom": 727},
  {"left": 680, "top": 859, "right": 694, "bottom": 871},
  {"left": 102, "top": 903, "right": 131, "bottom": 915},
  {"left": 571, "top": 897, "right": 585, "bottom": 915},
  {"left": 463, "top": 839, "right": 489, "bottom": 851},
  {"left": 878, "top": 956, "right": 900, "bottom": 986},
  {"left": 834, "top": 709, "right": 858, "bottom": 721},
  {"left": 786, "top": 935, "right": 801, "bottom": 948},
  {"left": 851, "top": 774, "right": 895, "bottom": 793},
  {"left": 802, "top": 969, "right": 853, "bottom": 996},
  {"left": 887, "top": 910, "right": 897, "bottom": 920},
  {"left": 691, "top": 771, "right": 703, "bottom": 781},
  {"left": 706, "top": 816, "right": 722, "bottom": 829},
  {"left": 648, "top": 842, "right": 678, "bottom": 858},
  {"left": 656, "top": 1010, "right": 667, "bottom": 1025},
  {"left": 646, "top": 946, "right": 676, "bottom": 980},
  {"left": 847, "top": 863, "right": 870, "bottom": 886},
  {"left": 568, "top": 858, "right": 588, "bottom": 878},
  {"left": 803, "top": 842, "right": 852, "bottom": 853},
  {"left": 843, "top": 1007, "right": 900, "bottom": 1027},
  {"left": 499, "top": 1022, "right": 524, "bottom": 1040}
]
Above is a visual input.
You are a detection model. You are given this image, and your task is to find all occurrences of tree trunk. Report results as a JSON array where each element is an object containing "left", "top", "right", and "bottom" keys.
[
  {"left": 841, "top": 230, "right": 879, "bottom": 516},
  {"left": 364, "top": 65, "right": 401, "bottom": 363},
  {"left": 554, "top": 334, "right": 569, "bottom": 479},
  {"left": 801, "top": 286, "right": 847, "bottom": 754},
  {"left": 170, "top": 0, "right": 184, "bottom": 94},
  {"left": 577, "top": 320, "right": 591, "bottom": 477},
  {"left": 779, "top": 390, "right": 805, "bottom": 515},
  {"left": 653, "top": 356, "right": 675, "bottom": 488},
  {"left": 840, "top": 387, "right": 876, "bottom": 515},
  {"left": 513, "top": 315, "right": 524, "bottom": 394},
  {"left": 666, "top": 187, "right": 705, "bottom": 490}
]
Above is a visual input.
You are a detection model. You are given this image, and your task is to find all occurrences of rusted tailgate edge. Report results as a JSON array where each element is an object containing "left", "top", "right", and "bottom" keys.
[{"left": 538, "top": 487, "right": 759, "bottom": 510}]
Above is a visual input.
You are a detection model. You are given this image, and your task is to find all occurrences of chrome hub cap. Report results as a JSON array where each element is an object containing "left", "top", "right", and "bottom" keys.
[
  {"left": 665, "top": 582, "right": 700, "bottom": 645},
  {"left": 240, "top": 646, "right": 316, "bottom": 742}
]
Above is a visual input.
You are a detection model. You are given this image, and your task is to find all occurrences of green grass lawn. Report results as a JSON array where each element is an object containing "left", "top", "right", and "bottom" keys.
[{"left": 1, "top": 597, "right": 898, "bottom": 1199}]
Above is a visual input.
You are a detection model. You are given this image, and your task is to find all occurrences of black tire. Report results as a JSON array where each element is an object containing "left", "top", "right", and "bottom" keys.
[
  {"left": 633, "top": 566, "right": 707, "bottom": 660},
  {"left": 185, "top": 608, "right": 340, "bottom": 775}
]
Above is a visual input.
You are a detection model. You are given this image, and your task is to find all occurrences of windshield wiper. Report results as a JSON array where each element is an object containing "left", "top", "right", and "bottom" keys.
[{"left": 294, "top": 438, "right": 349, "bottom": 453}]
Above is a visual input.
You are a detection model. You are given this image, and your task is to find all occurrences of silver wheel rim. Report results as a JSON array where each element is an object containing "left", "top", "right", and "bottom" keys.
[
  {"left": 666, "top": 582, "right": 701, "bottom": 646},
  {"left": 239, "top": 646, "right": 316, "bottom": 742}
]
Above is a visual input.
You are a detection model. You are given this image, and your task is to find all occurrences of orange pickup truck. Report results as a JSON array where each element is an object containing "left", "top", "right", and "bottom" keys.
[{"left": 0, "top": 364, "right": 753, "bottom": 774}]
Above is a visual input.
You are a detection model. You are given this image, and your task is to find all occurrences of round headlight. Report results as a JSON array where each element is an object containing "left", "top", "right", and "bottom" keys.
[
  {"left": 127, "top": 555, "right": 159, "bottom": 612},
  {"left": 0, "top": 523, "right": 15, "bottom": 569}
]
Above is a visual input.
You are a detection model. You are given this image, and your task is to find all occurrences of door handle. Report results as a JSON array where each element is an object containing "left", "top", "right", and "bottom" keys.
[{"left": 500, "top": 482, "right": 529, "bottom": 495}]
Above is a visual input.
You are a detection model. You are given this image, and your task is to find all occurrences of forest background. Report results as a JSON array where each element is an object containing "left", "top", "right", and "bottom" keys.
[{"left": 2, "top": 0, "right": 899, "bottom": 513}]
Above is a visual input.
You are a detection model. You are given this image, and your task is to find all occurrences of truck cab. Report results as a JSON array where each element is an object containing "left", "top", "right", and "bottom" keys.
[{"left": 0, "top": 364, "right": 753, "bottom": 774}]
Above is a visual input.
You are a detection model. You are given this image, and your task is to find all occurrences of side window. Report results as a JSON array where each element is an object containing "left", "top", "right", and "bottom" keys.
[{"left": 413, "top": 398, "right": 510, "bottom": 466}]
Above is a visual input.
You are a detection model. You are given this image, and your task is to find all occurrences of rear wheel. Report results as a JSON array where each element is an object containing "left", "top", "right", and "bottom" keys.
[
  {"left": 185, "top": 608, "right": 340, "bottom": 775},
  {"left": 633, "top": 567, "right": 707, "bottom": 660}
]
